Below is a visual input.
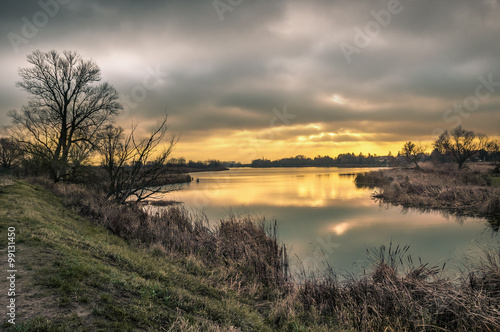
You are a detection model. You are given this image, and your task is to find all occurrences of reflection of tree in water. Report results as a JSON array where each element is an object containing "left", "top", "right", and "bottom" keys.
[{"left": 372, "top": 197, "right": 499, "bottom": 233}]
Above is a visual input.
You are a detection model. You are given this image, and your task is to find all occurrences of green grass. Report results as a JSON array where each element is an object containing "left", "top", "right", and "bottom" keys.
[
  {"left": 491, "top": 176, "right": 500, "bottom": 187},
  {"left": 1, "top": 179, "right": 498, "bottom": 331},
  {"left": 0, "top": 180, "right": 272, "bottom": 331}
]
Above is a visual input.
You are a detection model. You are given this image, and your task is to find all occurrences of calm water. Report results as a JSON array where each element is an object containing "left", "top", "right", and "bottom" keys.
[{"left": 161, "top": 167, "right": 498, "bottom": 276}]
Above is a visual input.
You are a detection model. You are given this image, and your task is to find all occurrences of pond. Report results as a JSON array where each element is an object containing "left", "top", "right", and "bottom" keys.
[{"left": 161, "top": 167, "right": 498, "bottom": 276}]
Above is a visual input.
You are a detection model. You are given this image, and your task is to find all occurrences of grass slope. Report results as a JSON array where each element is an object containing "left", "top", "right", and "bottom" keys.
[
  {"left": 2, "top": 178, "right": 498, "bottom": 331},
  {"left": 0, "top": 180, "right": 271, "bottom": 331}
]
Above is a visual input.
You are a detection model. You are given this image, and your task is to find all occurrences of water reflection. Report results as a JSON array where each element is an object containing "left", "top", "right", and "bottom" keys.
[
  {"left": 161, "top": 167, "right": 498, "bottom": 275},
  {"left": 173, "top": 167, "right": 379, "bottom": 208}
]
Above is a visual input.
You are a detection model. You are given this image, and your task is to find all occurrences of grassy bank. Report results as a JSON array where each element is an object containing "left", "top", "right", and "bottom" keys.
[
  {"left": 0, "top": 179, "right": 282, "bottom": 331},
  {"left": 355, "top": 164, "right": 500, "bottom": 224},
  {"left": 1, "top": 178, "right": 499, "bottom": 331}
]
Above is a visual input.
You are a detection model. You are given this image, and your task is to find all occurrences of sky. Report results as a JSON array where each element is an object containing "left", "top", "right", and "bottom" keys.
[{"left": 0, "top": 0, "right": 499, "bottom": 163}]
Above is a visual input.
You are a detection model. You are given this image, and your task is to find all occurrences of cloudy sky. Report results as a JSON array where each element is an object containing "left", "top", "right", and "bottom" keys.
[{"left": 1, "top": 0, "right": 499, "bottom": 162}]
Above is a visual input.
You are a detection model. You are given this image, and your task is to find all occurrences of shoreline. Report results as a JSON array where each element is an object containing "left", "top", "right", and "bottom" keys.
[
  {"left": 239, "top": 164, "right": 387, "bottom": 169},
  {"left": 355, "top": 164, "right": 500, "bottom": 227},
  {"left": 2, "top": 178, "right": 499, "bottom": 331}
]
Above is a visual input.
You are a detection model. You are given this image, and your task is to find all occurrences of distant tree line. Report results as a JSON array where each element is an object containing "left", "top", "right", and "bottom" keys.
[
  {"left": 250, "top": 153, "right": 393, "bottom": 168},
  {"left": 166, "top": 157, "right": 248, "bottom": 170},
  {"left": 248, "top": 126, "right": 499, "bottom": 170},
  {"left": 168, "top": 126, "right": 499, "bottom": 171},
  {"left": 168, "top": 158, "right": 229, "bottom": 170}
]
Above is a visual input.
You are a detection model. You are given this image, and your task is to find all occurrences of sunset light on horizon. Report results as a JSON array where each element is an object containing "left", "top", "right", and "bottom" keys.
[{"left": 1, "top": 0, "right": 499, "bottom": 162}]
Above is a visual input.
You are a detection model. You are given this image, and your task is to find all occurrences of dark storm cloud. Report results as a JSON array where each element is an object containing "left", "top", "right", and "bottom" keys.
[{"left": 0, "top": 0, "right": 499, "bottom": 157}]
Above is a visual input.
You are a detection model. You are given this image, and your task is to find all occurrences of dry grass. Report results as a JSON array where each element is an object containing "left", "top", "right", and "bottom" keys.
[
  {"left": 26, "top": 176, "right": 500, "bottom": 331},
  {"left": 355, "top": 164, "right": 500, "bottom": 221},
  {"left": 30, "top": 177, "right": 288, "bottom": 299},
  {"left": 275, "top": 243, "right": 500, "bottom": 331},
  {"left": 0, "top": 175, "right": 15, "bottom": 186}
]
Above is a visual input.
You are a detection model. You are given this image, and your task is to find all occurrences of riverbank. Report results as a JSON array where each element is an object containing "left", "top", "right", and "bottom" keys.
[
  {"left": 1, "top": 177, "right": 499, "bottom": 330},
  {"left": 0, "top": 179, "right": 500, "bottom": 331},
  {"left": 245, "top": 164, "right": 386, "bottom": 169},
  {"left": 0, "top": 179, "right": 284, "bottom": 331},
  {"left": 355, "top": 163, "right": 500, "bottom": 224},
  {"left": 145, "top": 172, "right": 193, "bottom": 187},
  {"left": 167, "top": 166, "right": 229, "bottom": 174}
]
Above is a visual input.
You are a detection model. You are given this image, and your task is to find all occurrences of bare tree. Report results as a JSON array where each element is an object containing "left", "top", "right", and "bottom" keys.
[
  {"left": 400, "top": 141, "right": 426, "bottom": 169},
  {"left": 99, "top": 115, "right": 178, "bottom": 204},
  {"left": 433, "top": 126, "right": 489, "bottom": 169},
  {"left": 0, "top": 137, "right": 22, "bottom": 169},
  {"left": 487, "top": 139, "right": 500, "bottom": 175},
  {"left": 487, "top": 139, "right": 500, "bottom": 162},
  {"left": 9, "top": 50, "right": 122, "bottom": 181}
]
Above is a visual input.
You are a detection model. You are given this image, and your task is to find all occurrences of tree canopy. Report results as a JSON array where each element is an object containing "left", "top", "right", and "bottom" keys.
[
  {"left": 400, "top": 141, "right": 426, "bottom": 169},
  {"left": 433, "top": 125, "right": 488, "bottom": 169},
  {"left": 9, "top": 50, "right": 123, "bottom": 181}
]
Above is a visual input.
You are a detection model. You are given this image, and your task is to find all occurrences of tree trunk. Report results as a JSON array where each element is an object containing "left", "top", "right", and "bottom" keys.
[{"left": 493, "top": 163, "right": 500, "bottom": 174}]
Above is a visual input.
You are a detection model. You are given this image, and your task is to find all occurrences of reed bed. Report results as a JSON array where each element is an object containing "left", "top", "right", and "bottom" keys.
[
  {"left": 355, "top": 165, "right": 500, "bottom": 220},
  {"left": 30, "top": 177, "right": 500, "bottom": 331},
  {"left": 278, "top": 243, "right": 500, "bottom": 331},
  {"left": 32, "top": 178, "right": 288, "bottom": 299}
]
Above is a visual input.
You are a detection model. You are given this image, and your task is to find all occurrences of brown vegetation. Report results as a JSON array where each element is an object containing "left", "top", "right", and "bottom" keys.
[
  {"left": 31, "top": 178, "right": 288, "bottom": 298},
  {"left": 97, "top": 115, "right": 179, "bottom": 204},
  {"left": 356, "top": 164, "right": 500, "bottom": 222},
  {"left": 282, "top": 243, "right": 500, "bottom": 331},
  {"left": 27, "top": 177, "right": 500, "bottom": 331}
]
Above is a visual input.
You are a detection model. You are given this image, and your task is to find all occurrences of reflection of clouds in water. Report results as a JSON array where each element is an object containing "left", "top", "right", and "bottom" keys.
[
  {"left": 168, "top": 167, "right": 378, "bottom": 208},
  {"left": 325, "top": 212, "right": 486, "bottom": 237},
  {"left": 331, "top": 222, "right": 351, "bottom": 235},
  {"left": 161, "top": 167, "right": 496, "bottom": 276}
]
